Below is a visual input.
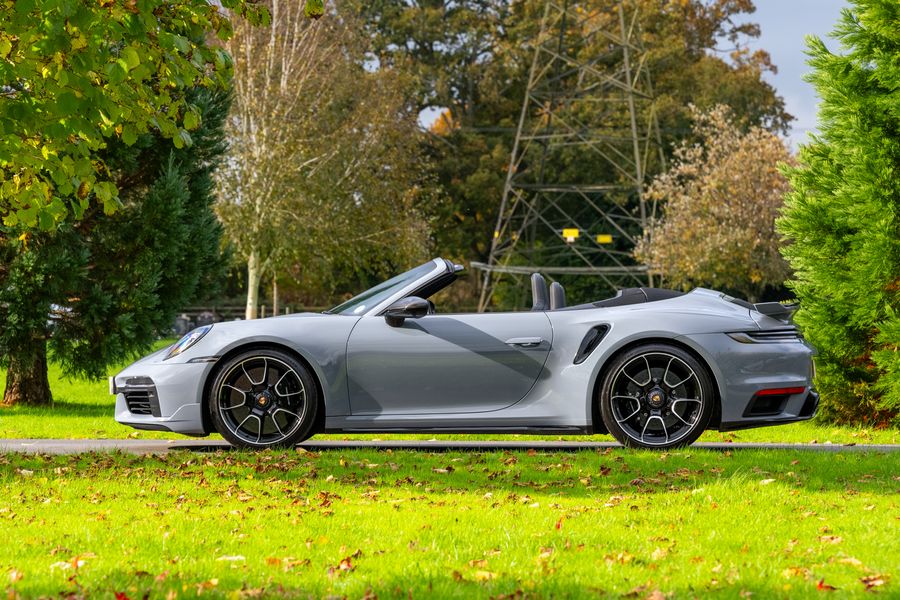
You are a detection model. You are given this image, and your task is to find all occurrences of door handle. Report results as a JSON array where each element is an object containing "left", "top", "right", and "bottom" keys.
[{"left": 505, "top": 337, "right": 545, "bottom": 348}]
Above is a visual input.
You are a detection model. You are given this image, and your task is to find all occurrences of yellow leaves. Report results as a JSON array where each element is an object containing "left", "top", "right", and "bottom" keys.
[
  {"left": 604, "top": 551, "right": 634, "bottom": 565},
  {"left": 8, "top": 569, "right": 23, "bottom": 584},
  {"left": 452, "top": 568, "right": 498, "bottom": 584},
  {"left": 783, "top": 566, "right": 812, "bottom": 580},
  {"left": 473, "top": 569, "right": 497, "bottom": 582}
]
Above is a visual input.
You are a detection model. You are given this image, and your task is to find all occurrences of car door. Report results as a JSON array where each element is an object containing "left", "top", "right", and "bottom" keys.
[{"left": 346, "top": 312, "right": 553, "bottom": 415}]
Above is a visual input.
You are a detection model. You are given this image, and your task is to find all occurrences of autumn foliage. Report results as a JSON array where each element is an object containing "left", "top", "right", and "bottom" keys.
[{"left": 635, "top": 105, "right": 792, "bottom": 302}]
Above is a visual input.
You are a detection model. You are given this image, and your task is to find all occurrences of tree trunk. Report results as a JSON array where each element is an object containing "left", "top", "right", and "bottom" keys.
[
  {"left": 2, "top": 343, "right": 52, "bottom": 406},
  {"left": 272, "top": 275, "right": 279, "bottom": 316},
  {"left": 246, "top": 250, "right": 261, "bottom": 320}
]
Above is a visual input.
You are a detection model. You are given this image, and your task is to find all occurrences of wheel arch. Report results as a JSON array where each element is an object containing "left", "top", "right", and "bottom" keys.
[
  {"left": 200, "top": 341, "right": 327, "bottom": 435},
  {"left": 589, "top": 335, "right": 722, "bottom": 432}
]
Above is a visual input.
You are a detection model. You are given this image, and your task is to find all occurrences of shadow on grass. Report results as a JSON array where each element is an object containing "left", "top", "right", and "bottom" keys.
[
  {"left": 4, "top": 569, "right": 882, "bottom": 599},
  {"left": 1, "top": 400, "right": 112, "bottom": 418},
  {"left": 8, "top": 445, "right": 894, "bottom": 497}
]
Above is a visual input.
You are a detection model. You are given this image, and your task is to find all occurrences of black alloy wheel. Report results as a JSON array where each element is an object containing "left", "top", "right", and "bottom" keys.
[
  {"left": 209, "top": 348, "right": 318, "bottom": 449},
  {"left": 599, "top": 343, "right": 714, "bottom": 449}
]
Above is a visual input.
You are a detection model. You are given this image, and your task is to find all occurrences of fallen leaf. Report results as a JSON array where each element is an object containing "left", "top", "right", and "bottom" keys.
[
  {"left": 215, "top": 555, "right": 245, "bottom": 562},
  {"left": 818, "top": 536, "right": 843, "bottom": 545},
  {"left": 836, "top": 557, "right": 863, "bottom": 568},
  {"left": 622, "top": 584, "right": 648, "bottom": 597},
  {"left": 860, "top": 574, "right": 888, "bottom": 590},
  {"left": 8, "top": 569, "right": 23, "bottom": 583},
  {"left": 783, "top": 567, "right": 811, "bottom": 580},
  {"left": 468, "top": 559, "right": 488, "bottom": 568},
  {"left": 474, "top": 570, "right": 497, "bottom": 582},
  {"left": 760, "top": 479, "right": 776, "bottom": 485},
  {"left": 817, "top": 579, "right": 837, "bottom": 591}
]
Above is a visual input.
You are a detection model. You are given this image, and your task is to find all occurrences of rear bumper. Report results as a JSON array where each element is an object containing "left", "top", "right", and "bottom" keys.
[{"left": 720, "top": 389, "right": 819, "bottom": 431}]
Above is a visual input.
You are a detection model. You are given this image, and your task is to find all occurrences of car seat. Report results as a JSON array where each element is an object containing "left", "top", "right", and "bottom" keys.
[
  {"left": 531, "top": 273, "right": 549, "bottom": 311},
  {"left": 549, "top": 281, "right": 566, "bottom": 310}
]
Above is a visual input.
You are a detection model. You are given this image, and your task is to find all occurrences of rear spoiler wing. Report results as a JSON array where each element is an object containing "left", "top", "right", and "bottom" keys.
[{"left": 753, "top": 302, "right": 799, "bottom": 323}]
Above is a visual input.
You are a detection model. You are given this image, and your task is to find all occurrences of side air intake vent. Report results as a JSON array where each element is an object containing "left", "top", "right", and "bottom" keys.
[{"left": 574, "top": 325, "right": 610, "bottom": 364}]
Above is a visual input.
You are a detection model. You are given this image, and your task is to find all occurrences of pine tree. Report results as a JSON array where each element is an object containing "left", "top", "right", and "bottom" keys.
[
  {"left": 778, "top": 0, "right": 900, "bottom": 424},
  {"left": 0, "top": 90, "right": 228, "bottom": 406}
]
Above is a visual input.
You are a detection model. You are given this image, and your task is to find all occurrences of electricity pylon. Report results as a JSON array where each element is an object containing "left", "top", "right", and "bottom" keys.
[{"left": 475, "top": 0, "right": 664, "bottom": 311}]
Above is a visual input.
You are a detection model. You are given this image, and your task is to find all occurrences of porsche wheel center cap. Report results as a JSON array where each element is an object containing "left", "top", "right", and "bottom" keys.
[
  {"left": 256, "top": 393, "right": 269, "bottom": 407},
  {"left": 646, "top": 387, "right": 666, "bottom": 408}
]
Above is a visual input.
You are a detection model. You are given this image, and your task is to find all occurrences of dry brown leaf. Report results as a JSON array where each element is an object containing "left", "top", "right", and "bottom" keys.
[{"left": 860, "top": 574, "right": 888, "bottom": 590}]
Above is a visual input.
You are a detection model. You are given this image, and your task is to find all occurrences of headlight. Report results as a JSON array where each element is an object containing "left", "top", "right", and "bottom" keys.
[{"left": 165, "top": 325, "right": 212, "bottom": 360}]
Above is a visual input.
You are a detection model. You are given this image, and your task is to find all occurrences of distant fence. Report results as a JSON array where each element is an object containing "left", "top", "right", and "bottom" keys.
[{"left": 172, "top": 305, "right": 328, "bottom": 336}]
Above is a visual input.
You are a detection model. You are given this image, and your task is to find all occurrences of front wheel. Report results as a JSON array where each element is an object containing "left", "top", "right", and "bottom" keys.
[
  {"left": 209, "top": 348, "right": 318, "bottom": 449},
  {"left": 599, "top": 344, "right": 714, "bottom": 449}
]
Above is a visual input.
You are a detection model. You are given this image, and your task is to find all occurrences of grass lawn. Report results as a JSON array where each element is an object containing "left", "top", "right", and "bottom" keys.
[
  {"left": 0, "top": 341, "right": 898, "bottom": 445},
  {"left": 1, "top": 447, "right": 897, "bottom": 599}
]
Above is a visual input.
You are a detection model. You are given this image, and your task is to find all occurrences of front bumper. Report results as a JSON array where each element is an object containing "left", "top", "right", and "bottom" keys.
[{"left": 112, "top": 359, "right": 213, "bottom": 436}]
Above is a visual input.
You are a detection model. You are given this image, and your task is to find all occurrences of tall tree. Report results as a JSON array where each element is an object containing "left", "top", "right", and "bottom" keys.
[
  {"left": 215, "top": 0, "right": 432, "bottom": 320},
  {"left": 351, "top": 0, "right": 792, "bottom": 307},
  {"left": 0, "top": 90, "right": 230, "bottom": 406},
  {"left": 0, "top": 0, "right": 267, "bottom": 230},
  {"left": 778, "top": 0, "right": 900, "bottom": 424},
  {"left": 635, "top": 105, "right": 792, "bottom": 302}
]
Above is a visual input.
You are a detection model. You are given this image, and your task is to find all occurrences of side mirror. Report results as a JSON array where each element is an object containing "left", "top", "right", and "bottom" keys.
[{"left": 384, "top": 296, "right": 430, "bottom": 327}]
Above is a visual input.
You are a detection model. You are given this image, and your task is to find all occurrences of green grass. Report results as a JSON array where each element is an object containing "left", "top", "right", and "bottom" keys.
[
  {"left": 1, "top": 342, "right": 898, "bottom": 445},
  {"left": 1, "top": 448, "right": 897, "bottom": 598}
]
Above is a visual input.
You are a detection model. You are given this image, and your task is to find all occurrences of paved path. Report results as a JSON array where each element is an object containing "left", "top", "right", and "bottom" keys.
[{"left": 1, "top": 438, "right": 897, "bottom": 454}]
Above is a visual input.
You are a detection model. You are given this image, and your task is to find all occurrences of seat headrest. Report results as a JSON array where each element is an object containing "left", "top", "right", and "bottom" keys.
[
  {"left": 549, "top": 281, "right": 566, "bottom": 310},
  {"left": 531, "top": 273, "right": 549, "bottom": 311}
]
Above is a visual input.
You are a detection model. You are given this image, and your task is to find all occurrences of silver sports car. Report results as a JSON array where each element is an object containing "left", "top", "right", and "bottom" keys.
[{"left": 113, "top": 258, "right": 818, "bottom": 449}]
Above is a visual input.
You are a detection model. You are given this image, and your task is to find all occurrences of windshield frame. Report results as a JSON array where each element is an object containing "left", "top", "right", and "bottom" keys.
[{"left": 327, "top": 259, "right": 446, "bottom": 317}]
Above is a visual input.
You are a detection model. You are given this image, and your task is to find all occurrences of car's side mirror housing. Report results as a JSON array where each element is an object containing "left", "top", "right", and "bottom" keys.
[{"left": 384, "top": 296, "right": 430, "bottom": 327}]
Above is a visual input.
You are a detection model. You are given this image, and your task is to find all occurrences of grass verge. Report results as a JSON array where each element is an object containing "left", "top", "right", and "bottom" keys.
[{"left": 1, "top": 447, "right": 897, "bottom": 598}]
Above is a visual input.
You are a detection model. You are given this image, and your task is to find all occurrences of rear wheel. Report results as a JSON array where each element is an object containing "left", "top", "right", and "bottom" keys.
[
  {"left": 209, "top": 349, "right": 318, "bottom": 449},
  {"left": 599, "top": 344, "right": 714, "bottom": 449}
]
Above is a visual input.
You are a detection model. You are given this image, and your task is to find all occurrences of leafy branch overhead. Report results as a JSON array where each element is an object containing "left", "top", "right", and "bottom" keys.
[{"left": 0, "top": 0, "right": 273, "bottom": 230}]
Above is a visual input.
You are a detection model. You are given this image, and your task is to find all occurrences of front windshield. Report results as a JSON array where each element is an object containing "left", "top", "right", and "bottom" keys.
[{"left": 328, "top": 261, "right": 438, "bottom": 316}]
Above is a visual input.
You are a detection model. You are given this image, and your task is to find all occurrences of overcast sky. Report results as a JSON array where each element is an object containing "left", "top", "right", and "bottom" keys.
[{"left": 735, "top": 0, "right": 850, "bottom": 148}]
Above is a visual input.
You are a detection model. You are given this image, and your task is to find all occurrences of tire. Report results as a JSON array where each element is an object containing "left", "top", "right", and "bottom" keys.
[
  {"left": 209, "top": 348, "right": 318, "bottom": 449},
  {"left": 599, "top": 343, "right": 714, "bottom": 449}
]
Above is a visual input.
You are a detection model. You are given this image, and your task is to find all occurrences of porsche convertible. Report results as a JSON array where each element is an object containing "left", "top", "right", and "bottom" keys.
[{"left": 112, "top": 258, "right": 818, "bottom": 449}]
